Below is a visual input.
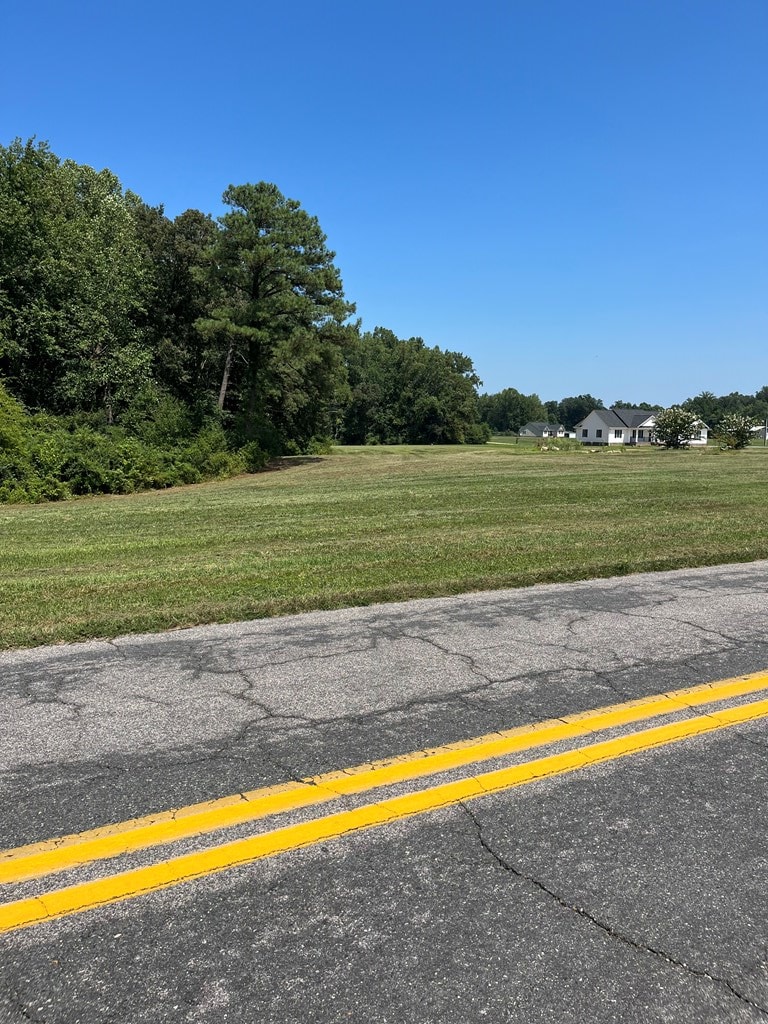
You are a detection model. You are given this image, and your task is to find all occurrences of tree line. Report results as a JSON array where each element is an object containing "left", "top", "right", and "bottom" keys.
[
  {"left": 477, "top": 388, "right": 768, "bottom": 434},
  {"left": 2, "top": 139, "right": 765, "bottom": 503},
  {"left": 0, "top": 139, "right": 489, "bottom": 501}
]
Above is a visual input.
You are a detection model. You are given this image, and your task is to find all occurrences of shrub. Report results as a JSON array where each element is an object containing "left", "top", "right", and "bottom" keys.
[
  {"left": 306, "top": 436, "right": 334, "bottom": 455},
  {"left": 0, "top": 381, "right": 27, "bottom": 456},
  {"left": 653, "top": 407, "right": 699, "bottom": 448},
  {"left": 716, "top": 414, "right": 756, "bottom": 450},
  {"left": 536, "top": 437, "right": 583, "bottom": 451},
  {"left": 238, "top": 442, "right": 270, "bottom": 472},
  {"left": 464, "top": 422, "right": 492, "bottom": 444},
  {"left": 0, "top": 398, "right": 270, "bottom": 504}
]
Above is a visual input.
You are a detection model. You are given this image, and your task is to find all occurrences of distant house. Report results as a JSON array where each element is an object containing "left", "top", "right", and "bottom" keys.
[
  {"left": 574, "top": 407, "right": 709, "bottom": 446},
  {"left": 518, "top": 421, "right": 567, "bottom": 439}
]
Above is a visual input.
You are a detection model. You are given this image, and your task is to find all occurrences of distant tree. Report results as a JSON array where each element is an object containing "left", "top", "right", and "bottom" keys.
[
  {"left": 477, "top": 388, "right": 546, "bottom": 433},
  {"left": 682, "top": 389, "right": 768, "bottom": 429},
  {"left": 653, "top": 407, "right": 699, "bottom": 448},
  {"left": 543, "top": 399, "right": 559, "bottom": 421},
  {"left": 611, "top": 400, "right": 662, "bottom": 412},
  {"left": 342, "top": 328, "right": 485, "bottom": 444},
  {"left": 556, "top": 394, "right": 603, "bottom": 430},
  {"left": 716, "top": 413, "right": 756, "bottom": 450},
  {"left": 682, "top": 391, "right": 720, "bottom": 427}
]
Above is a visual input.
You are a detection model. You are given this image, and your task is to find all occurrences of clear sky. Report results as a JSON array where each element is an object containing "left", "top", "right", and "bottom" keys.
[{"left": 2, "top": 0, "right": 766, "bottom": 405}]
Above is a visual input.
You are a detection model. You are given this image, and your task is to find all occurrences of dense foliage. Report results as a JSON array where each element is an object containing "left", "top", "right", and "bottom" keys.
[
  {"left": 0, "top": 139, "right": 489, "bottom": 501},
  {"left": 682, "top": 389, "right": 768, "bottom": 430},
  {"left": 477, "top": 391, "right": 606, "bottom": 433},
  {"left": 341, "top": 328, "right": 489, "bottom": 444}
]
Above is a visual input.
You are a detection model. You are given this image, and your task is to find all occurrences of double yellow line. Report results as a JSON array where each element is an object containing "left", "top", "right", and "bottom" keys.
[{"left": 2, "top": 670, "right": 768, "bottom": 935}]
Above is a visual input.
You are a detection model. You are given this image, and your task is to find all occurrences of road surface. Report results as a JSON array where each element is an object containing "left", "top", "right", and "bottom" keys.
[{"left": 1, "top": 561, "right": 768, "bottom": 1022}]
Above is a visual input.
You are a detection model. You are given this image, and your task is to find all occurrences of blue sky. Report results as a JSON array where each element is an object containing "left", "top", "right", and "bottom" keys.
[{"left": 2, "top": 0, "right": 766, "bottom": 405}]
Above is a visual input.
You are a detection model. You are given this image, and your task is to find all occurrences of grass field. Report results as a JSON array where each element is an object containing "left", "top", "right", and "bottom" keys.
[{"left": 2, "top": 444, "right": 767, "bottom": 649}]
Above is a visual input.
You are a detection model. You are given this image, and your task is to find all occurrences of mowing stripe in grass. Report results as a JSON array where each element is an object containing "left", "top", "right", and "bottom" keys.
[{"left": 3, "top": 447, "right": 768, "bottom": 648}]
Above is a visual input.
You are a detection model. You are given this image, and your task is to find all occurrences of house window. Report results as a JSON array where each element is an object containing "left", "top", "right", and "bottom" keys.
[
  {"left": 693, "top": 430, "right": 702, "bottom": 440},
  {"left": 638, "top": 430, "right": 644, "bottom": 439},
  {"left": 596, "top": 429, "right": 603, "bottom": 438},
  {"left": 614, "top": 429, "right": 623, "bottom": 439},
  {"left": 582, "top": 429, "right": 588, "bottom": 438}
]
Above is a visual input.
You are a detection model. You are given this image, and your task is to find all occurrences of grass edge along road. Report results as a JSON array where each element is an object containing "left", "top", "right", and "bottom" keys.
[
  {"left": 2, "top": 445, "right": 768, "bottom": 649},
  {"left": 1, "top": 669, "right": 767, "bottom": 935}
]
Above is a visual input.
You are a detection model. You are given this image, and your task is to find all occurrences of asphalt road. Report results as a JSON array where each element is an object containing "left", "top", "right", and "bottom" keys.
[{"left": 1, "top": 561, "right": 768, "bottom": 1023}]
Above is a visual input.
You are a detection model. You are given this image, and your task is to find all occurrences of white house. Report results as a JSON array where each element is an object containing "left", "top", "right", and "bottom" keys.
[
  {"left": 574, "top": 407, "right": 709, "bottom": 446},
  {"left": 518, "top": 421, "right": 567, "bottom": 439}
]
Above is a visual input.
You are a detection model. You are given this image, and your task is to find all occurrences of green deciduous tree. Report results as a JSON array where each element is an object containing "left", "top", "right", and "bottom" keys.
[
  {"left": 0, "top": 139, "right": 152, "bottom": 420},
  {"left": 556, "top": 394, "right": 603, "bottom": 430},
  {"left": 611, "top": 400, "right": 662, "bottom": 413},
  {"left": 477, "top": 388, "right": 547, "bottom": 433},
  {"left": 682, "top": 389, "right": 768, "bottom": 430},
  {"left": 342, "top": 328, "right": 485, "bottom": 444},
  {"left": 131, "top": 202, "right": 219, "bottom": 408}
]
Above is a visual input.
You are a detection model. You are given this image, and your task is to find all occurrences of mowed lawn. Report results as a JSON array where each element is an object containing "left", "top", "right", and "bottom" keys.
[{"left": 2, "top": 444, "right": 767, "bottom": 649}]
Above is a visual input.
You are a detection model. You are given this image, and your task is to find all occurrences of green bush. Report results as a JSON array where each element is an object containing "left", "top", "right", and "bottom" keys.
[
  {"left": 464, "top": 422, "right": 492, "bottom": 444},
  {"left": 306, "top": 436, "right": 334, "bottom": 455},
  {"left": 0, "top": 384, "right": 278, "bottom": 503},
  {"left": 716, "top": 414, "right": 756, "bottom": 450},
  {"left": 238, "top": 441, "right": 270, "bottom": 472},
  {"left": 535, "top": 436, "right": 583, "bottom": 451},
  {"left": 0, "top": 381, "right": 27, "bottom": 455}
]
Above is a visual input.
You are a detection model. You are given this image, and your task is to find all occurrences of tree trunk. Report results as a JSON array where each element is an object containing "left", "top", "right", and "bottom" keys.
[{"left": 218, "top": 339, "right": 234, "bottom": 410}]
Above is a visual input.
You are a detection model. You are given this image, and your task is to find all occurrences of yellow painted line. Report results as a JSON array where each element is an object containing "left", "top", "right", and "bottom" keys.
[
  {"left": 2, "top": 694, "right": 767, "bottom": 935},
  {"left": 2, "top": 670, "right": 768, "bottom": 885}
]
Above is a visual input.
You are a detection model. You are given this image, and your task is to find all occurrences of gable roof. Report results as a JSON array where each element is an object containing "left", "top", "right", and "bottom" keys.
[
  {"left": 574, "top": 407, "right": 655, "bottom": 430},
  {"left": 520, "top": 421, "right": 564, "bottom": 435},
  {"left": 611, "top": 406, "right": 656, "bottom": 428},
  {"left": 577, "top": 408, "right": 628, "bottom": 429}
]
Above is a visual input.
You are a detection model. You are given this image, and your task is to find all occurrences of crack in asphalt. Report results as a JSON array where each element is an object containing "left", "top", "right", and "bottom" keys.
[
  {"left": 458, "top": 802, "right": 768, "bottom": 1019},
  {"left": 613, "top": 609, "right": 749, "bottom": 650},
  {"left": 590, "top": 669, "right": 632, "bottom": 701},
  {"left": 104, "top": 640, "right": 129, "bottom": 660},
  {"left": 3, "top": 642, "right": 754, "bottom": 782},
  {"left": 189, "top": 636, "right": 380, "bottom": 676},
  {"left": 733, "top": 731, "right": 768, "bottom": 753},
  {"left": 393, "top": 631, "right": 496, "bottom": 685}
]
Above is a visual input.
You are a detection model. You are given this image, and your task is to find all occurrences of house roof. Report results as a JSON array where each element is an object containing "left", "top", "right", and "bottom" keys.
[
  {"left": 575, "top": 406, "right": 710, "bottom": 432},
  {"left": 576, "top": 408, "right": 627, "bottom": 429},
  {"left": 574, "top": 407, "right": 655, "bottom": 430},
  {"left": 520, "top": 421, "right": 564, "bottom": 435},
  {"left": 611, "top": 406, "right": 656, "bottom": 428}
]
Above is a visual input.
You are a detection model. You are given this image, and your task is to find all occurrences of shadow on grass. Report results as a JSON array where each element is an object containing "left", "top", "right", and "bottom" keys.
[{"left": 264, "top": 456, "right": 326, "bottom": 472}]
